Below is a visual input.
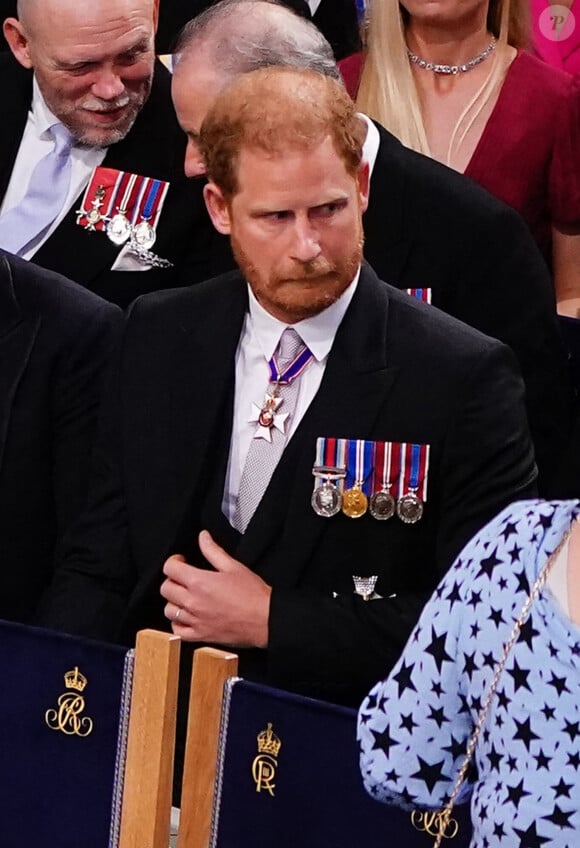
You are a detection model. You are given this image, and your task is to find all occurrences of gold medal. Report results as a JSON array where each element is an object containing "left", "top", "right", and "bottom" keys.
[{"left": 341, "top": 484, "right": 368, "bottom": 518}]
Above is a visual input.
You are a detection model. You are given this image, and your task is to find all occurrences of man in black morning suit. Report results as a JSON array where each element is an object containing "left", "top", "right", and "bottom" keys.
[
  {"left": 0, "top": 249, "right": 121, "bottom": 623},
  {"left": 0, "top": 0, "right": 217, "bottom": 308},
  {"left": 311, "top": 0, "right": 360, "bottom": 60},
  {"left": 40, "top": 68, "right": 536, "bottom": 706},
  {"left": 170, "top": 0, "right": 572, "bottom": 494}
]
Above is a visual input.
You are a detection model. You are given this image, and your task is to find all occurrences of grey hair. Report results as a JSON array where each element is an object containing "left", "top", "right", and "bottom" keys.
[{"left": 174, "top": 0, "right": 339, "bottom": 81}]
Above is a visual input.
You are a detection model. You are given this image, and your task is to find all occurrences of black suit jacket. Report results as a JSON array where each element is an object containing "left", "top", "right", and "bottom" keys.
[
  {"left": 0, "top": 250, "right": 121, "bottom": 623},
  {"left": 152, "top": 1, "right": 354, "bottom": 56},
  {"left": 0, "top": 54, "right": 218, "bottom": 308},
  {"left": 40, "top": 264, "right": 536, "bottom": 704},
  {"left": 207, "top": 123, "right": 573, "bottom": 491},
  {"left": 312, "top": 0, "right": 360, "bottom": 60},
  {"left": 360, "top": 123, "right": 573, "bottom": 493}
]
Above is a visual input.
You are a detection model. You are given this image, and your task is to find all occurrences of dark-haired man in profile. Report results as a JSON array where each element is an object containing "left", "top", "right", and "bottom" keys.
[{"left": 41, "top": 68, "right": 536, "bottom": 706}]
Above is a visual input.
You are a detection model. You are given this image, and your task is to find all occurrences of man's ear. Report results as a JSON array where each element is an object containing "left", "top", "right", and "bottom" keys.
[
  {"left": 152, "top": 0, "right": 160, "bottom": 34},
  {"left": 357, "top": 161, "right": 370, "bottom": 214},
  {"left": 3, "top": 18, "right": 33, "bottom": 69},
  {"left": 203, "top": 182, "right": 232, "bottom": 235}
]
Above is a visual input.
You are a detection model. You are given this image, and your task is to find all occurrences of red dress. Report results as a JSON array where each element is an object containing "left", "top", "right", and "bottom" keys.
[
  {"left": 465, "top": 50, "right": 580, "bottom": 263},
  {"left": 339, "top": 50, "right": 580, "bottom": 263}
]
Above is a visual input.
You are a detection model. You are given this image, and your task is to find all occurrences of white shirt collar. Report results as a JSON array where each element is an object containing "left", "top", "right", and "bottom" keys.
[
  {"left": 31, "top": 76, "right": 62, "bottom": 140},
  {"left": 247, "top": 268, "right": 360, "bottom": 364},
  {"left": 359, "top": 112, "right": 380, "bottom": 178},
  {"left": 307, "top": 0, "right": 323, "bottom": 14}
]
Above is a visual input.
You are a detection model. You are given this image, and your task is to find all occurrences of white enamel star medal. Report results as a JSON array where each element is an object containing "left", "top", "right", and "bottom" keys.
[{"left": 249, "top": 388, "right": 289, "bottom": 442}]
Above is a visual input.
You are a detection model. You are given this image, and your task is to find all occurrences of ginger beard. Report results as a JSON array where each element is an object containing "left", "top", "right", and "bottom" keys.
[{"left": 231, "top": 223, "right": 365, "bottom": 323}]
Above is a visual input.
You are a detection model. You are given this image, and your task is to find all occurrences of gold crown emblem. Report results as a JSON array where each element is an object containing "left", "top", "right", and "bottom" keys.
[
  {"left": 257, "top": 723, "right": 281, "bottom": 758},
  {"left": 64, "top": 666, "right": 88, "bottom": 693}
]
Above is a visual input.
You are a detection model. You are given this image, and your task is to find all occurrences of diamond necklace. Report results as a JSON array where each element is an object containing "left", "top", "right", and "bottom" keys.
[{"left": 407, "top": 36, "right": 496, "bottom": 75}]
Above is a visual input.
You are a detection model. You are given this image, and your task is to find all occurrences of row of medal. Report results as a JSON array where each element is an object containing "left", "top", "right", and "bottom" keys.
[
  {"left": 76, "top": 166, "right": 169, "bottom": 252},
  {"left": 311, "top": 438, "right": 430, "bottom": 523}
]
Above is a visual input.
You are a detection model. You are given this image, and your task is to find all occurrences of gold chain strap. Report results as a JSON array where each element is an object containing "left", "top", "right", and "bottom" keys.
[{"left": 432, "top": 521, "right": 574, "bottom": 847}]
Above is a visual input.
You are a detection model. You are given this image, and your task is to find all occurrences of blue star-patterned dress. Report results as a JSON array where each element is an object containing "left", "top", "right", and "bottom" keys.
[{"left": 358, "top": 500, "right": 580, "bottom": 848}]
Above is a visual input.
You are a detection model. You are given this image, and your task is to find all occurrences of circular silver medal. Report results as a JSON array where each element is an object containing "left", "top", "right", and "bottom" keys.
[
  {"left": 369, "top": 489, "right": 396, "bottom": 521},
  {"left": 133, "top": 220, "right": 157, "bottom": 250},
  {"left": 396, "top": 492, "right": 424, "bottom": 524},
  {"left": 311, "top": 481, "right": 342, "bottom": 518},
  {"left": 107, "top": 212, "right": 132, "bottom": 246}
]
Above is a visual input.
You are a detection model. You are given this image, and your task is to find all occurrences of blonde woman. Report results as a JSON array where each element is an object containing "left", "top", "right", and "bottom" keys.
[{"left": 350, "top": 0, "right": 580, "bottom": 315}]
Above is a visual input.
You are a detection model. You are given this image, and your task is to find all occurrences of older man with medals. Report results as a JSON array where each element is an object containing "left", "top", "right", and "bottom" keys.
[
  {"left": 40, "top": 68, "right": 536, "bottom": 707},
  {"left": 0, "top": 0, "right": 219, "bottom": 307}
]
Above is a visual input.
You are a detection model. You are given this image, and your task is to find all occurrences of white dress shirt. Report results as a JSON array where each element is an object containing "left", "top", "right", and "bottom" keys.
[
  {"left": 307, "top": 0, "right": 323, "bottom": 14},
  {"left": 223, "top": 272, "right": 360, "bottom": 521},
  {"left": 0, "top": 78, "right": 106, "bottom": 260},
  {"left": 359, "top": 112, "right": 380, "bottom": 178}
]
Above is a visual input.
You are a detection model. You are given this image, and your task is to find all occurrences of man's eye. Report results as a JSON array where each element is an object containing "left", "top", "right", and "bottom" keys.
[
  {"left": 119, "top": 49, "right": 146, "bottom": 65},
  {"left": 311, "top": 201, "right": 347, "bottom": 219},
  {"left": 264, "top": 211, "right": 291, "bottom": 222},
  {"left": 65, "top": 63, "right": 94, "bottom": 74}
]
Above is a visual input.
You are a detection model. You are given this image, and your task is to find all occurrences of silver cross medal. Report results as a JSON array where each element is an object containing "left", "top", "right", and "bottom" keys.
[
  {"left": 249, "top": 387, "right": 289, "bottom": 442},
  {"left": 76, "top": 185, "right": 107, "bottom": 231}
]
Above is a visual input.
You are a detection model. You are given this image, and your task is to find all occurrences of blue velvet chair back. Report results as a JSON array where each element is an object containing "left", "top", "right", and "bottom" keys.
[
  {"left": 0, "top": 619, "right": 131, "bottom": 848},
  {"left": 209, "top": 678, "right": 472, "bottom": 847}
]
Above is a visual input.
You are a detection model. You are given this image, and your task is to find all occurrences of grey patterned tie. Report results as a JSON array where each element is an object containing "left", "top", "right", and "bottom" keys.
[
  {"left": 233, "top": 328, "right": 308, "bottom": 533},
  {"left": 0, "top": 123, "right": 73, "bottom": 256}
]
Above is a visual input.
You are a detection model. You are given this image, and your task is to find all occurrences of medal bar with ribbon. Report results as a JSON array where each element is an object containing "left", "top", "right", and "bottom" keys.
[
  {"left": 76, "top": 167, "right": 124, "bottom": 232},
  {"left": 406, "top": 288, "right": 432, "bottom": 304},
  {"left": 397, "top": 442, "right": 430, "bottom": 524},
  {"left": 369, "top": 440, "right": 401, "bottom": 520},
  {"left": 131, "top": 178, "right": 169, "bottom": 251},
  {"left": 249, "top": 342, "right": 314, "bottom": 443},
  {"left": 311, "top": 437, "right": 347, "bottom": 518},
  {"left": 107, "top": 171, "right": 141, "bottom": 245},
  {"left": 342, "top": 439, "right": 373, "bottom": 519},
  {"left": 76, "top": 167, "right": 170, "bottom": 251}
]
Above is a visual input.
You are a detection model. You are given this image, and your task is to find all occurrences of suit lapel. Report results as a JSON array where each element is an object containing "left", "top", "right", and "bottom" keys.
[
  {"left": 0, "top": 254, "right": 40, "bottom": 472},
  {"left": 0, "top": 59, "right": 32, "bottom": 201},
  {"left": 362, "top": 123, "right": 414, "bottom": 282},
  {"left": 159, "top": 274, "right": 248, "bottom": 548},
  {"left": 237, "top": 265, "right": 400, "bottom": 582}
]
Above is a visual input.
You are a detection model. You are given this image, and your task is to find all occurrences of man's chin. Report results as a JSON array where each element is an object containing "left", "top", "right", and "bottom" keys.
[
  {"left": 65, "top": 105, "right": 142, "bottom": 147},
  {"left": 271, "top": 289, "right": 346, "bottom": 322},
  {"left": 72, "top": 121, "right": 134, "bottom": 148}
]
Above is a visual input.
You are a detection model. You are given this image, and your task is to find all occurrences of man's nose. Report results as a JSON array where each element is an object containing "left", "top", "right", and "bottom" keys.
[
  {"left": 290, "top": 217, "right": 321, "bottom": 263},
  {"left": 184, "top": 139, "right": 206, "bottom": 177},
  {"left": 91, "top": 68, "right": 125, "bottom": 102}
]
